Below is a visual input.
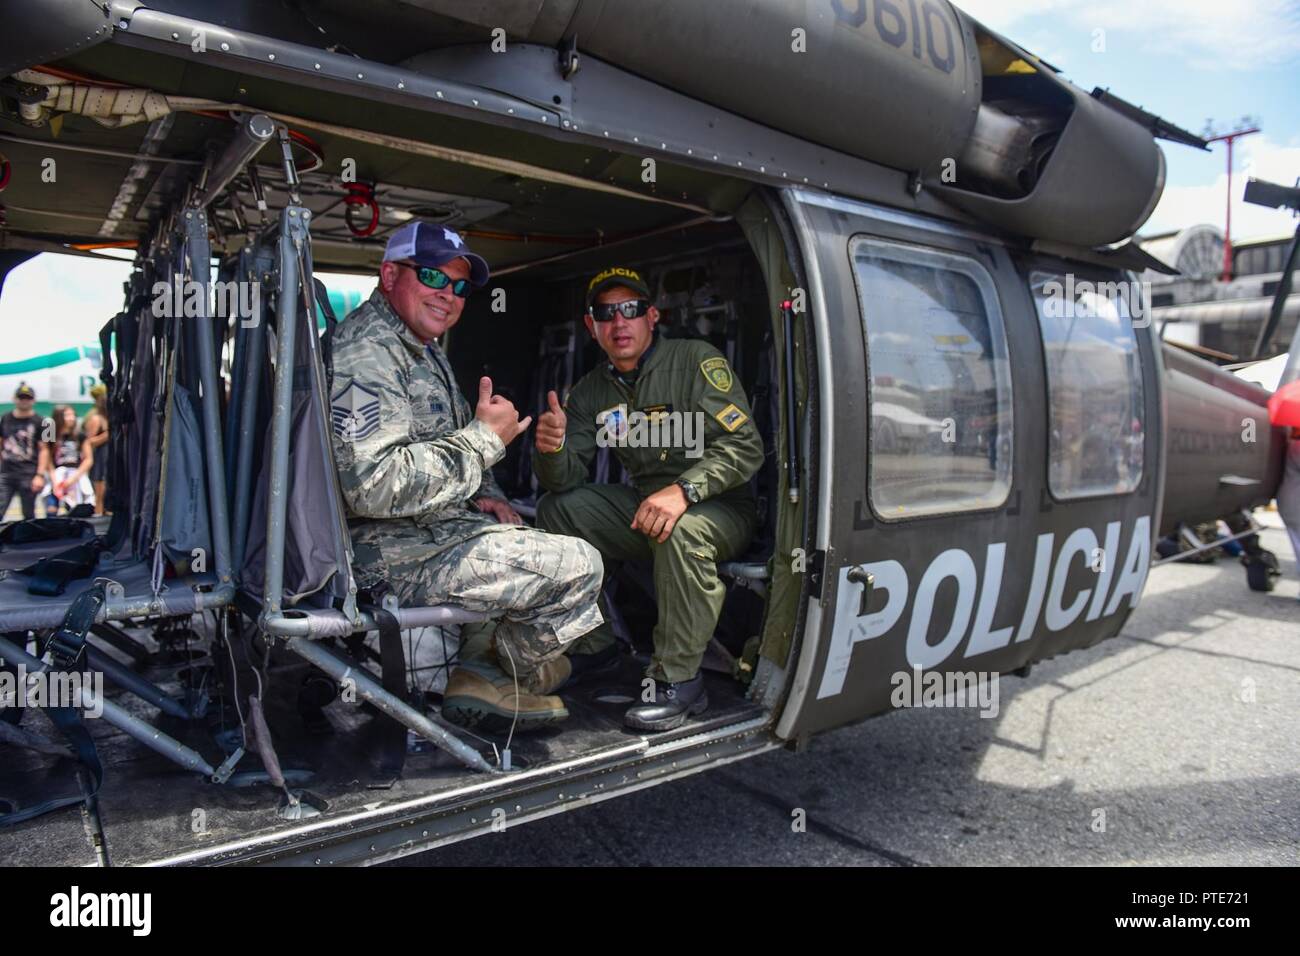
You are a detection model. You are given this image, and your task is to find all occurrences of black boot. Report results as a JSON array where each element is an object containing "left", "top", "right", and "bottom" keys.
[
  {"left": 562, "top": 643, "right": 622, "bottom": 688},
  {"left": 624, "top": 672, "right": 708, "bottom": 732}
]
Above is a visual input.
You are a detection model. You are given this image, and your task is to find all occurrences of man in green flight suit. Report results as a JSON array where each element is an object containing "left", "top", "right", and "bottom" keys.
[{"left": 533, "top": 266, "right": 764, "bottom": 731}]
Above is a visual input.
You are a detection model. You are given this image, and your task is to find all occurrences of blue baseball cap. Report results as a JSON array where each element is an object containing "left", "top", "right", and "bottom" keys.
[{"left": 383, "top": 221, "right": 490, "bottom": 287}]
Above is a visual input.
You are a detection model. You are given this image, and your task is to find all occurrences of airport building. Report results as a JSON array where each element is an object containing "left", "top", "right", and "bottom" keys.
[{"left": 1139, "top": 224, "right": 1300, "bottom": 362}]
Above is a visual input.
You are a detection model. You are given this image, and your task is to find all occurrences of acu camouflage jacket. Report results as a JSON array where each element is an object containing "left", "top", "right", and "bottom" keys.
[{"left": 326, "top": 288, "right": 508, "bottom": 582}]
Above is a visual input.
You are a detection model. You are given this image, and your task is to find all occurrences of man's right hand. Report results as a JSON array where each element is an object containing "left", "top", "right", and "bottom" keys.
[
  {"left": 30, "top": 474, "right": 44, "bottom": 493},
  {"left": 534, "top": 390, "right": 567, "bottom": 453},
  {"left": 475, "top": 376, "right": 532, "bottom": 446}
]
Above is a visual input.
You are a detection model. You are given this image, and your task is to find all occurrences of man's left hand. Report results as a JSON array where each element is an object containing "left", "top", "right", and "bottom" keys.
[
  {"left": 631, "top": 484, "right": 689, "bottom": 543},
  {"left": 475, "top": 496, "right": 523, "bottom": 525}
]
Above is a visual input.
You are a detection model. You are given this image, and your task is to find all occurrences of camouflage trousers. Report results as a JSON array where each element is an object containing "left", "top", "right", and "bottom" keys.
[{"left": 376, "top": 525, "right": 606, "bottom": 673}]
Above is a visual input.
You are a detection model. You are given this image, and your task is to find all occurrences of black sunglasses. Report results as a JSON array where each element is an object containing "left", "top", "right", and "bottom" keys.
[
  {"left": 589, "top": 299, "right": 650, "bottom": 322},
  {"left": 395, "top": 262, "right": 471, "bottom": 297}
]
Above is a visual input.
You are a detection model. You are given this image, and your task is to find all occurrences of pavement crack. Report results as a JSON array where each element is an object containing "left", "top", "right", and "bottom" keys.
[
  {"left": 714, "top": 771, "right": 925, "bottom": 866},
  {"left": 1119, "top": 634, "right": 1300, "bottom": 673}
]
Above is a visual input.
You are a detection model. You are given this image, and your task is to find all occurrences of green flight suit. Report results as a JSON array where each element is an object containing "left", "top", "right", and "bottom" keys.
[{"left": 533, "top": 336, "right": 765, "bottom": 681}]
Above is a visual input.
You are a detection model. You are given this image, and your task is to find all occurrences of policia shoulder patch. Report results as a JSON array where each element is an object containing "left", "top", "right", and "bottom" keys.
[
  {"left": 700, "top": 356, "right": 733, "bottom": 392},
  {"left": 714, "top": 403, "right": 748, "bottom": 432}
]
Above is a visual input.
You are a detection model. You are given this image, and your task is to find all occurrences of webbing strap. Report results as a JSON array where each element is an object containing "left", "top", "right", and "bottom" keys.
[
  {"left": 19, "top": 541, "right": 102, "bottom": 597},
  {"left": 0, "top": 584, "right": 106, "bottom": 827},
  {"left": 370, "top": 607, "right": 408, "bottom": 784}
]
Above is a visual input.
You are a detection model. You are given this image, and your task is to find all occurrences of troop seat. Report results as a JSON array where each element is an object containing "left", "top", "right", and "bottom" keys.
[{"left": 0, "top": 559, "right": 220, "bottom": 632}]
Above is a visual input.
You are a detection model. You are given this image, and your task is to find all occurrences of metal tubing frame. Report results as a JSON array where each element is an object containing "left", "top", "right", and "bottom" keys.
[
  {"left": 258, "top": 604, "right": 489, "bottom": 639},
  {"left": 89, "top": 622, "right": 150, "bottom": 665},
  {"left": 0, "top": 578, "right": 231, "bottom": 632},
  {"left": 192, "top": 112, "right": 276, "bottom": 210},
  {"left": 0, "top": 636, "right": 216, "bottom": 777},
  {"left": 282, "top": 635, "right": 492, "bottom": 773},
  {"left": 83, "top": 645, "right": 192, "bottom": 720},
  {"left": 259, "top": 206, "right": 307, "bottom": 615}
]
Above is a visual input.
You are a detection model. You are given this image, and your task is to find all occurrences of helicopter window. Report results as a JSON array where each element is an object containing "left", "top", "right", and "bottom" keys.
[
  {"left": 850, "top": 237, "right": 1013, "bottom": 518},
  {"left": 1030, "top": 271, "right": 1145, "bottom": 499}
]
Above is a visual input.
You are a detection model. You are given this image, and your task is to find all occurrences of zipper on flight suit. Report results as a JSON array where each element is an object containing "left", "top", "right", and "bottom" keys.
[{"left": 611, "top": 366, "right": 669, "bottom": 463}]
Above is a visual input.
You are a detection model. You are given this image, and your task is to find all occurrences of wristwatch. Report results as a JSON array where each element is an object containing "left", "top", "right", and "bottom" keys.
[{"left": 675, "top": 479, "right": 701, "bottom": 504}]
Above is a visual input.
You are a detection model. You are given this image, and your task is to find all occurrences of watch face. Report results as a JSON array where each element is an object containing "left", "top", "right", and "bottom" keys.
[{"left": 679, "top": 481, "right": 699, "bottom": 503}]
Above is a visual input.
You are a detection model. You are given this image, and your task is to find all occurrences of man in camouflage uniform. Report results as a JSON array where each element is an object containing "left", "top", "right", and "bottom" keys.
[
  {"left": 533, "top": 267, "right": 764, "bottom": 731},
  {"left": 327, "top": 221, "right": 604, "bottom": 732}
]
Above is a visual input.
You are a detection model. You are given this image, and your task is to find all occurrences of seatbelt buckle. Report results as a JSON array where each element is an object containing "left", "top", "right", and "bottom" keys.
[
  {"left": 45, "top": 583, "right": 108, "bottom": 671},
  {"left": 45, "top": 627, "right": 89, "bottom": 671}
]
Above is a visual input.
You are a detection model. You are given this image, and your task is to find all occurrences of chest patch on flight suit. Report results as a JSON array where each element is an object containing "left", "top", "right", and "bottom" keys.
[
  {"left": 639, "top": 403, "right": 674, "bottom": 421},
  {"left": 714, "top": 402, "right": 748, "bottom": 432},
  {"left": 700, "top": 357, "right": 733, "bottom": 392},
  {"left": 596, "top": 404, "right": 629, "bottom": 438},
  {"left": 330, "top": 380, "right": 382, "bottom": 440}
]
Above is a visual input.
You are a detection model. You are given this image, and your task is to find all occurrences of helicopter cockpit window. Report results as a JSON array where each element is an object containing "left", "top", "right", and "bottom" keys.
[
  {"left": 1030, "top": 271, "right": 1145, "bottom": 499},
  {"left": 850, "top": 237, "right": 1013, "bottom": 518}
]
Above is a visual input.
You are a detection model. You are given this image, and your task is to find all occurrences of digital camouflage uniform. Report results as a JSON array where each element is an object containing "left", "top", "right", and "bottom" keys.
[
  {"left": 327, "top": 288, "right": 604, "bottom": 673},
  {"left": 533, "top": 336, "right": 764, "bottom": 681}
]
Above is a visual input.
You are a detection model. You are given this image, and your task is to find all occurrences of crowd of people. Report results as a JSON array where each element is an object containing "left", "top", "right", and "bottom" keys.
[{"left": 0, "top": 382, "right": 109, "bottom": 521}]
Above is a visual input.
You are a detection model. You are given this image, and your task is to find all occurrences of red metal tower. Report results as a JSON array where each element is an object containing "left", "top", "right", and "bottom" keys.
[{"left": 1205, "top": 125, "right": 1261, "bottom": 282}]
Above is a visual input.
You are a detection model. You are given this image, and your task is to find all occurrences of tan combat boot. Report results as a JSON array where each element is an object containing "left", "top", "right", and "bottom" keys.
[
  {"left": 492, "top": 638, "right": 573, "bottom": 695},
  {"left": 441, "top": 661, "right": 568, "bottom": 733}
]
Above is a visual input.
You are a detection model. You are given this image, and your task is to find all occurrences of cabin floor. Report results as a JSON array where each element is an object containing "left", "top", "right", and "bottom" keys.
[{"left": 0, "top": 619, "right": 763, "bottom": 866}]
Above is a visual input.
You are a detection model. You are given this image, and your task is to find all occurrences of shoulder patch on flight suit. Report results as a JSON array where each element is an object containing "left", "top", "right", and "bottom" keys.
[
  {"left": 700, "top": 356, "right": 733, "bottom": 392},
  {"left": 714, "top": 403, "right": 748, "bottom": 432},
  {"left": 331, "top": 379, "right": 382, "bottom": 440}
]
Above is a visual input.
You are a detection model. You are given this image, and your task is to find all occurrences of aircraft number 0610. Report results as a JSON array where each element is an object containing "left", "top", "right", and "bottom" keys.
[{"left": 830, "top": 0, "right": 958, "bottom": 74}]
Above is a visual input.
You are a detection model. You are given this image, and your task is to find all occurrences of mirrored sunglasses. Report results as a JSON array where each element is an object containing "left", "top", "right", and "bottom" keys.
[
  {"left": 590, "top": 299, "right": 650, "bottom": 322},
  {"left": 397, "top": 262, "right": 471, "bottom": 297}
]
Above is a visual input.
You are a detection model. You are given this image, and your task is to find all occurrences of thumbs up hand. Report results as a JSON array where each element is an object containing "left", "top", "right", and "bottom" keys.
[
  {"left": 474, "top": 376, "right": 532, "bottom": 446},
  {"left": 534, "top": 389, "right": 568, "bottom": 453}
]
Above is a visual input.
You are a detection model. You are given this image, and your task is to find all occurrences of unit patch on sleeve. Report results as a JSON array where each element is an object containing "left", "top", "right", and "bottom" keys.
[
  {"left": 714, "top": 403, "right": 748, "bottom": 432},
  {"left": 700, "top": 357, "right": 734, "bottom": 392}
]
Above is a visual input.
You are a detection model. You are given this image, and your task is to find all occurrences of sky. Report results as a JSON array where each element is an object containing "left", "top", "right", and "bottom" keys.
[
  {"left": 0, "top": 254, "right": 373, "bottom": 362},
  {"left": 3, "top": 0, "right": 1297, "bottom": 356}
]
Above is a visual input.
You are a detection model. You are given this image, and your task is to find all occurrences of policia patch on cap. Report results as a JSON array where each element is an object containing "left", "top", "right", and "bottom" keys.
[{"left": 700, "top": 357, "right": 733, "bottom": 392}]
